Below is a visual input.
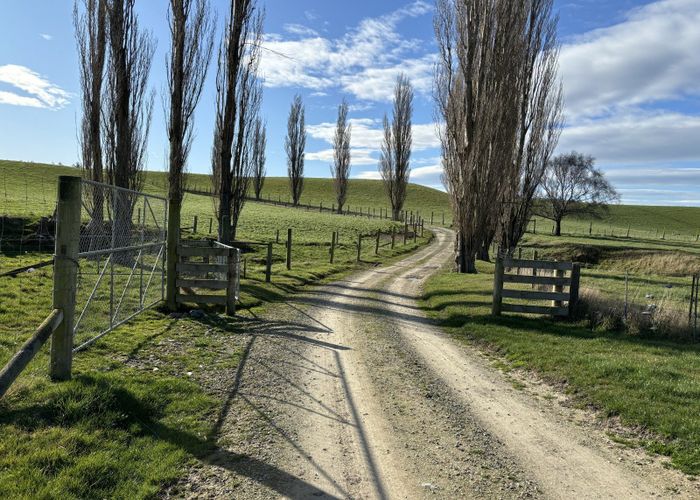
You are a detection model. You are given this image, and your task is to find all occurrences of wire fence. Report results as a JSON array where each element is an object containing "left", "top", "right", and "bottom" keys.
[{"left": 72, "top": 180, "right": 167, "bottom": 351}]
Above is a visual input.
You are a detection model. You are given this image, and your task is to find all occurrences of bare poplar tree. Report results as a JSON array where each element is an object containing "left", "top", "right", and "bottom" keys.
[
  {"left": 103, "top": 0, "right": 155, "bottom": 250},
  {"left": 286, "top": 94, "right": 306, "bottom": 206},
  {"left": 252, "top": 118, "right": 266, "bottom": 200},
  {"left": 380, "top": 74, "right": 413, "bottom": 221},
  {"left": 331, "top": 99, "right": 351, "bottom": 214},
  {"left": 434, "top": 0, "right": 525, "bottom": 273},
  {"left": 165, "top": 0, "right": 214, "bottom": 310},
  {"left": 211, "top": 0, "right": 262, "bottom": 244},
  {"left": 500, "top": 0, "right": 563, "bottom": 253},
  {"left": 74, "top": 0, "right": 107, "bottom": 224}
]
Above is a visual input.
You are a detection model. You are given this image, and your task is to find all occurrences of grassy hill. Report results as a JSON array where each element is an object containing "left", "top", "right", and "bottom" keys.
[{"left": 3, "top": 159, "right": 700, "bottom": 240}]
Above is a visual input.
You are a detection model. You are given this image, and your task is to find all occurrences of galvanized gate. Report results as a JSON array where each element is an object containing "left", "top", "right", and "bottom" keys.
[{"left": 73, "top": 180, "right": 167, "bottom": 351}]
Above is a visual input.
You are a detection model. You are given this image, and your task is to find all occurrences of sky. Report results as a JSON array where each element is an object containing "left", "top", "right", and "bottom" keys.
[{"left": 0, "top": 0, "right": 699, "bottom": 206}]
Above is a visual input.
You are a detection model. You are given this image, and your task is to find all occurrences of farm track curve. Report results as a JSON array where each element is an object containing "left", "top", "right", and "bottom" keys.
[{"left": 174, "top": 228, "right": 698, "bottom": 499}]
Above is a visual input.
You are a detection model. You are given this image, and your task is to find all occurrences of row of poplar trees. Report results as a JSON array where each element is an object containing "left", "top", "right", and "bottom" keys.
[
  {"left": 73, "top": 0, "right": 267, "bottom": 310},
  {"left": 434, "top": 0, "right": 563, "bottom": 273}
]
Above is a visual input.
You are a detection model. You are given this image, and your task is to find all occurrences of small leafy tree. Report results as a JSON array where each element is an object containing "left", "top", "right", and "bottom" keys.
[{"left": 536, "top": 151, "right": 619, "bottom": 236}]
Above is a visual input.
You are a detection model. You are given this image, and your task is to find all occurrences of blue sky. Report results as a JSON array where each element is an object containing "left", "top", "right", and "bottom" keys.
[{"left": 1, "top": 0, "right": 699, "bottom": 205}]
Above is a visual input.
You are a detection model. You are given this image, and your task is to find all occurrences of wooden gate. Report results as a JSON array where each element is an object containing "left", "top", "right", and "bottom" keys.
[
  {"left": 176, "top": 240, "right": 240, "bottom": 315},
  {"left": 492, "top": 257, "right": 580, "bottom": 317}
]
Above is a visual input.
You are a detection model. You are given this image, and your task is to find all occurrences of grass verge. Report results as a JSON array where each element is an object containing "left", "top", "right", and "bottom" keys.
[{"left": 422, "top": 260, "right": 700, "bottom": 475}]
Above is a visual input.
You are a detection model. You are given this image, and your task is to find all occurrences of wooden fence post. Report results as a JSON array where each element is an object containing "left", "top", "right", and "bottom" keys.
[
  {"left": 391, "top": 226, "right": 396, "bottom": 249},
  {"left": 193, "top": 215, "right": 198, "bottom": 234},
  {"left": 568, "top": 264, "right": 581, "bottom": 316},
  {"left": 442, "top": 212, "right": 445, "bottom": 225},
  {"left": 413, "top": 224, "right": 417, "bottom": 243},
  {"left": 553, "top": 262, "right": 564, "bottom": 308},
  {"left": 357, "top": 233, "right": 362, "bottom": 262},
  {"left": 286, "top": 228, "right": 292, "bottom": 270},
  {"left": 431, "top": 212, "right": 434, "bottom": 224},
  {"left": 492, "top": 256, "right": 504, "bottom": 316},
  {"left": 404, "top": 221, "right": 408, "bottom": 245},
  {"left": 375, "top": 230, "right": 380, "bottom": 255},
  {"left": 226, "top": 248, "right": 239, "bottom": 316},
  {"left": 276, "top": 229, "right": 280, "bottom": 244},
  {"left": 265, "top": 243, "right": 272, "bottom": 283},
  {"left": 330, "top": 231, "right": 336, "bottom": 264},
  {"left": 533, "top": 219, "right": 537, "bottom": 234},
  {"left": 209, "top": 217, "right": 213, "bottom": 234},
  {"left": 50, "top": 176, "right": 81, "bottom": 381}
]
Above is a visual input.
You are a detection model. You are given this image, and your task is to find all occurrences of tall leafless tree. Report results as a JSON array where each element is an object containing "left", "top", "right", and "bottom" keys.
[
  {"left": 331, "top": 99, "right": 351, "bottom": 214},
  {"left": 380, "top": 74, "right": 413, "bottom": 221},
  {"left": 286, "top": 94, "right": 306, "bottom": 206},
  {"left": 536, "top": 152, "right": 619, "bottom": 236},
  {"left": 500, "top": 0, "right": 563, "bottom": 254},
  {"left": 103, "top": 0, "right": 155, "bottom": 253},
  {"left": 165, "top": 0, "right": 214, "bottom": 310},
  {"left": 252, "top": 117, "right": 267, "bottom": 200},
  {"left": 434, "top": 0, "right": 525, "bottom": 273},
  {"left": 74, "top": 0, "right": 107, "bottom": 224},
  {"left": 211, "top": 0, "right": 262, "bottom": 244}
]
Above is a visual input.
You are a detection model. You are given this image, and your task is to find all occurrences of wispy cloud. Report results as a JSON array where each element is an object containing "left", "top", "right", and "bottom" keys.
[
  {"left": 0, "top": 65, "right": 70, "bottom": 109},
  {"left": 39, "top": 33, "right": 53, "bottom": 41},
  {"left": 260, "top": 1, "right": 434, "bottom": 102}
]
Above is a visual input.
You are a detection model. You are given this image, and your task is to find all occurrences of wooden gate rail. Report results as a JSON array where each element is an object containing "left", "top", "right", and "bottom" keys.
[
  {"left": 176, "top": 240, "right": 240, "bottom": 315},
  {"left": 492, "top": 257, "right": 580, "bottom": 318}
]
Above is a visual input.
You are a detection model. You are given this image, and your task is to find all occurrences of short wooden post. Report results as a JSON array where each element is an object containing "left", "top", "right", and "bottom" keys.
[
  {"left": 413, "top": 224, "right": 417, "bottom": 243},
  {"left": 276, "top": 229, "right": 280, "bottom": 243},
  {"left": 431, "top": 211, "right": 434, "bottom": 224},
  {"left": 286, "top": 228, "right": 292, "bottom": 270},
  {"left": 226, "top": 248, "right": 239, "bottom": 316},
  {"left": 330, "top": 231, "right": 336, "bottom": 264},
  {"left": 50, "top": 176, "right": 81, "bottom": 381},
  {"left": 265, "top": 243, "right": 272, "bottom": 283},
  {"left": 391, "top": 226, "right": 396, "bottom": 249},
  {"left": 209, "top": 217, "right": 213, "bottom": 234},
  {"left": 404, "top": 221, "right": 408, "bottom": 245},
  {"left": 568, "top": 264, "right": 581, "bottom": 316},
  {"left": 375, "top": 230, "right": 380, "bottom": 255},
  {"left": 193, "top": 215, "right": 198, "bottom": 233},
  {"left": 357, "top": 233, "right": 362, "bottom": 262},
  {"left": 442, "top": 212, "right": 445, "bottom": 225},
  {"left": 421, "top": 220, "right": 424, "bottom": 238},
  {"left": 533, "top": 219, "right": 537, "bottom": 234},
  {"left": 492, "top": 256, "right": 504, "bottom": 316}
]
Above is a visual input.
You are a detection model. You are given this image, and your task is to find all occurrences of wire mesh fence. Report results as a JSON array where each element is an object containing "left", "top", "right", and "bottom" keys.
[{"left": 73, "top": 180, "right": 167, "bottom": 351}]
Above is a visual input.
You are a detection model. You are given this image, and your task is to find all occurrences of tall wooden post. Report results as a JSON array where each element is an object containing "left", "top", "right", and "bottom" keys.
[
  {"left": 193, "top": 215, "right": 198, "bottom": 234},
  {"left": 491, "top": 256, "right": 504, "bottom": 316},
  {"left": 568, "top": 264, "right": 581, "bottom": 316},
  {"left": 209, "top": 217, "right": 213, "bottom": 234},
  {"left": 276, "top": 229, "right": 280, "bottom": 243},
  {"left": 357, "top": 233, "right": 362, "bottom": 262},
  {"left": 330, "top": 231, "right": 336, "bottom": 264},
  {"left": 286, "top": 228, "right": 292, "bottom": 270},
  {"left": 265, "top": 243, "right": 272, "bottom": 283},
  {"left": 375, "top": 230, "right": 380, "bottom": 255},
  {"left": 50, "top": 176, "right": 81, "bottom": 381}
]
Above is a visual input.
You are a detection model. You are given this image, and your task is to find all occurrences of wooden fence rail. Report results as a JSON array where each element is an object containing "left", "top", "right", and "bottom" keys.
[{"left": 492, "top": 257, "right": 580, "bottom": 318}]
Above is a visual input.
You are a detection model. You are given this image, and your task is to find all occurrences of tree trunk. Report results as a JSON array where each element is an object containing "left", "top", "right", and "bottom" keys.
[
  {"left": 456, "top": 233, "right": 477, "bottom": 274},
  {"left": 477, "top": 242, "right": 491, "bottom": 262},
  {"left": 166, "top": 198, "right": 180, "bottom": 311},
  {"left": 555, "top": 218, "right": 562, "bottom": 236}
]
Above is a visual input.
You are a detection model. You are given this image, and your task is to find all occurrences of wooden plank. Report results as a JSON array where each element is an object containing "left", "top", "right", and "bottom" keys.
[
  {"left": 176, "top": 278, "right": 228, "bottom": 290},
  {"left": 504, "top": 259, "right": 574, "bottom": 271},
  {"left": 501, "top": 289, "right": 570, "bottom": 302},
  {"left": 178, "top": 246, "right": 230, "bottom": 257},
  {"left": 176, "top": 293, "right": 227, "bottom": 305},
  {"left": 177, "top": 262, "right": 228, "bottom": 274},
  {"left": 502, "top": 303, "right": 569, "bottom": 316},
  {"left": 503, "top": 274, "right": 570, "bottom": 286}
]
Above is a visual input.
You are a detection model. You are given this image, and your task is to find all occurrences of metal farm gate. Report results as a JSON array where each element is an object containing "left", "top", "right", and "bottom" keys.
[{"left": 73, "top": 179, "right": 167, "bottom": 351}]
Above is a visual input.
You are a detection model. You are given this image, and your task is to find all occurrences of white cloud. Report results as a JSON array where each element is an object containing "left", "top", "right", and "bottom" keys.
[
  {"left": 284, "top": 24, "right": 319, "bottom": 37},
  {"left": 411, "top": 164, "right": 443, "bottom": 179},
  {"left": 559, "top": 111, "right": 700, "bottom": 163},
  {"left": 355, "top": 170, "right": 382, "bottom": 180},
  {"left": 306, "top": 148, "right": 378, "bottom": 166},
  {"left": 0, "top": 65, "right": 70, "bottom": 109},
  {"left": 307, "top": 118, "right": 439, "bottom": 152},
  {"left": 39, "top": 33, "right": 52, "bottom": 41},
  {"left": 560, "top": 0, "right": 700, "bottom": 118},
  {"left": 260, "top": 1, "right": 434, "bottom": 102}
]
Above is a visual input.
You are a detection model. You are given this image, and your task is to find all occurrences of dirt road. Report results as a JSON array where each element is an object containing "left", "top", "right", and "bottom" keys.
[{"left": 177, "top": 228, "right": 697, "bottom": 499}]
